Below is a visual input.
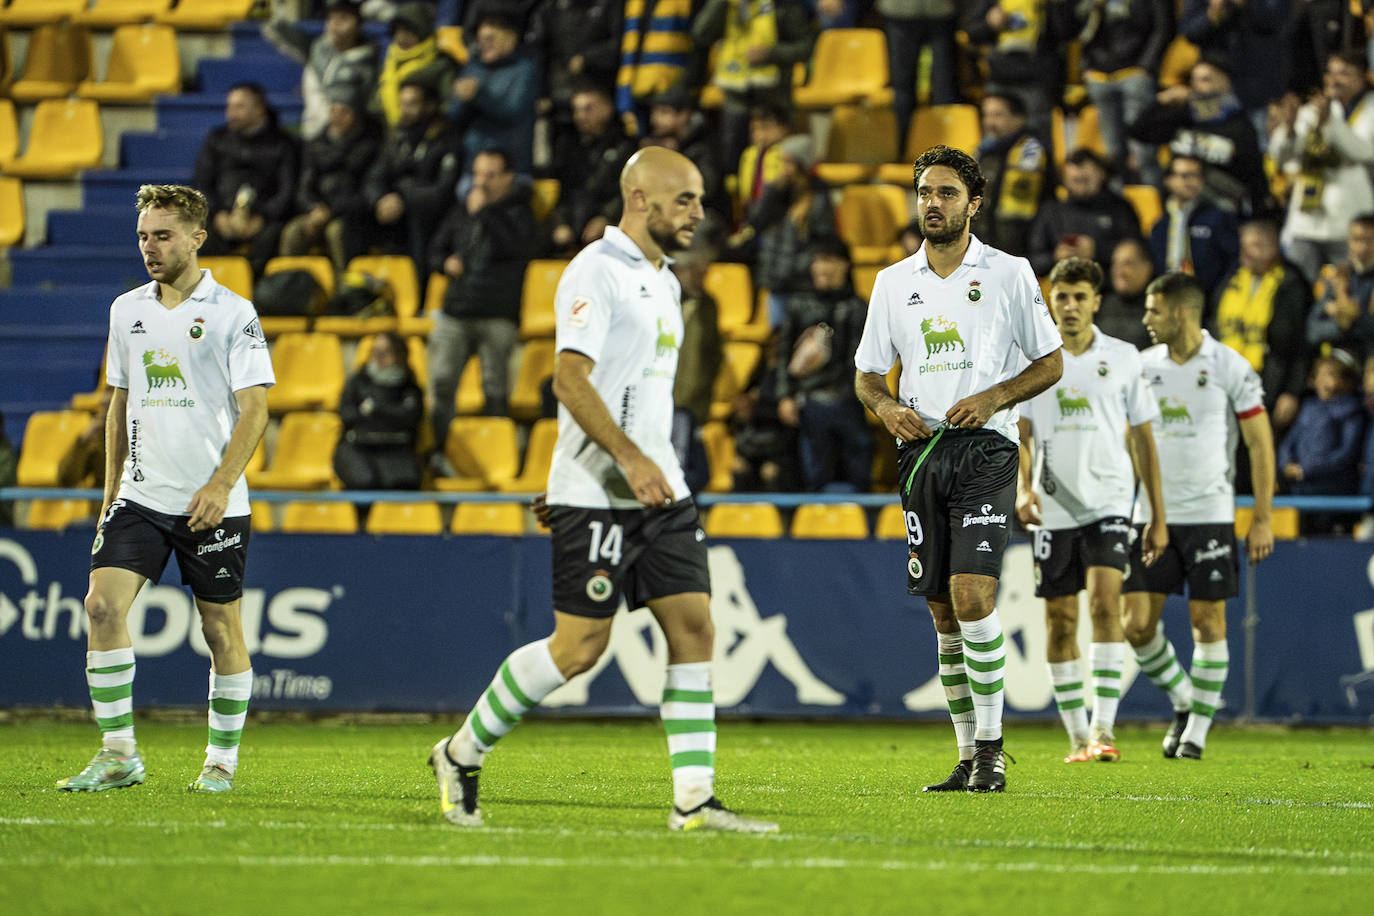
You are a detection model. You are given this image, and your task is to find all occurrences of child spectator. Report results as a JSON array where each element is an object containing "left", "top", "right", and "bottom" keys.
[{"left": 1280, "top": 350, "right": 1366, "bottom": 502}]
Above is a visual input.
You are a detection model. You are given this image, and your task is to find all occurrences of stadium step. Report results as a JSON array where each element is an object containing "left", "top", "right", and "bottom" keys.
[
  {"left": 156, "top": 92, "right": 304, "bottom": 134},
  {"left": 46, "top": 207, "right": 133, "bottom": 248},
  {"left": 119, "top": 129, "right": 206, "bottom": 171},
  {"left": 7, "top": 246, "right": 148, "bottom": 289},
  {"left": 0, "top": 285, "right": 125, "bottom": 327},
  {"left": 83, "top": 168, "right": 194, "bottom": 209},
  {"left": 198, "top": 55, "right": 303, "bottom": 95}
]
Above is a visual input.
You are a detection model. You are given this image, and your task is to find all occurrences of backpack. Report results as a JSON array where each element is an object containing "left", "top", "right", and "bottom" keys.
[{"left": 252, "top": 269, "right": 327, "bottom": 317}]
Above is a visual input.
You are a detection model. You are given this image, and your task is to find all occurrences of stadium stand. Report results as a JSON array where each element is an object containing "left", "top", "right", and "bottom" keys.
[
  {"left": 1122, "top": 184, "right": 1163, "bottom": 237},
  {"left": 0, "top": 177, "right": 21, "bottom": 247},
  {"left": 265, "top": 332, "right": 345, "bottom": 413},
  {"left": 451, "top": 501, "right": 526, "bottom": 536},
  {"left": 709, "top": 341, "right": 762, "bottom": 422},
  {"left": 15, "top": 410, "right": 91, "bottom": 488},
  {"left": 75, "top": 0, "right": 175, "bottom": 28},
  {"left": 518, "top": 260, "right": 568, "bottom": 339},
  {"left": 365, "top": 501, "right": 444, "bottom": 535},
  {"left": 156, "top": 0, "right": 255, "bottom": 30},
  {"left": 281, "top": 500, "right": 359, "bottom": 535},
  {"left": 0, "top": 0, "right": 88, "bottom": 29},
  {"left": 24, "top": 499, "right": 96, "bottom": 530},
  {"left": 8, "top": 22, "right": 92, "bottom": 102},
  {"left": 790, "top": 502, "right": 869, "bottom": 539},
  {"left": 699, "top": 421, "right": 736, "bottom": 493},
  {"left": 500, "top": 417, "right": 557, "bottom": 494},
  {"left": 250, "top": 500, "right": 274, "bottom": 533},
  {"left": 76, "top": 23, "right": 181, "bottom": 104},
  {"left": 836, "top": 184, "right": 909, "bottom": 265},
  {"left": 198, "top": 255, "right": 253, "bottom": 300},
  {"left": 509, "top": 339, "right": 555, "bottom": 422},
  {"left": 436, "top": 417, "right": 520, "bottom": 492},
  {"left": 704, "top": 502, "right": 785, "bottom": 538},
  {"left": 792, "top": 28, "right": 891, "bottom": 109},
  {"left": 815, "top": 104, "right": 900, "bottom": 187},
  {"left": 248, "top": 412, "right": 343, "bottom": 491},
  {"left": 703, "top": 262, "right": 753, "bottom": 340},
  {"left": 260, "top": 255, "right": 335, "bottom": 336},
  {"left": 3, "top": 99, "right": 103, "bottom": 180},
  {"left": 876, "top": 104, "right": 980, "bottom": 184},
  {"left": 316, "top": 255, "right": 418, "bottom": 337},
  {"left": 0, "top": 98, "right": 17, "bottom": 169},
  {"left": 874, "top": 503, "right": 908, "bottom": 540}
]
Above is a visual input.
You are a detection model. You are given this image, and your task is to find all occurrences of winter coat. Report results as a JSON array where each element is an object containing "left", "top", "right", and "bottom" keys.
[
  {"left": 192, "top": 119, "right": 301, "bottom": 222},
  {"left": 429, "top": 183, "right": 536, "bottom": 322},
  {"left": 1278, "top": 391, "right": 1366, "bottom": 494}
]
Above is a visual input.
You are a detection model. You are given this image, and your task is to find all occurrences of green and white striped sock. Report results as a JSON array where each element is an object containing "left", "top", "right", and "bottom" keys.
[
  {"left": 87, "top": 647, "right": 135, "bottom": 755},
  {"left": 453, "top": 638, "right": 566, "bottom": 768},
  {"left": 662, "top": 662, "right": 715, "bottom": 811},
  {"left": 1182, "top": 640, "right": 1228, "bottom": 748},
  {"left": 961, "top": 611, "right": 1005, "bottom": 742},
  {"left": 1089, "top": 641, "right": 1126, "bottom": 735},
  {"left": 205, "top": 669, "right": 253, "bottom": 772},
  {"left": 1133, "top": 624, "right": 1192, "bottom": 712},
  {"left": 936, "top": 631, "right": 975, "bottom": 759},
  {"left": 1048, "top": 659, "right": 1089, "bottom": 746}
]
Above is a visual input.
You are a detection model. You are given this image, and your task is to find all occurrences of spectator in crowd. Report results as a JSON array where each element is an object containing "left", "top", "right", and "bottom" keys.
[
  {"left": 547, "top": 82, "right": 636, "bottom": 253},
  {"left": 1308, "top": 213, "right": 1374, "bottom": 359},
  {"left": 1128, "top": 55, "right": 1271, "bottom": 217},
  {"left": 263, "top": 0, "right": 379, "bottom": 139},
  {"left": 459, "top": 0, "right": 542, "bottom": 31},
  {"left": 362, "top": 77, "right": 464, "bottom": 277},
  {"left": 808, "top": 0, "right": 865, "bottom": 28},
  {"left": 1027, "top": 147, "right": 1140, "bottom": 277},
  {"left": 976, "top": 91, "right": 1054, "bottom": 259},
  {"left": 374, "top": 1, "right": 457, "bottom": 128},
  {"left": 1180, "top": 0, "right": 1292, "bottom": 139},
  {"left": 334, "top": 330, "right": 425, "bottom": 491},
  {"left": 1049, "top": 0, "right": 1173, "bottom": 185},
  {"left": 732, "top": 101, "right": 792, "bottom": 223},
  {"left": 965, "top": 0, "right": 1062, "bottom": 140},
  {"left": 527, "top": 0, "right": 623, "bottom": 151},
  {"left": 1286, "top": 0, "right": 1366, "bottom": 97},
  {"left": 731, "top": 337, "right": 801, "bottom": 491},
  {"left": 669, "top": 242, "right": 723, "bottom": 494},
  {"left": 897, "top": 218, "right": 923, "bottom": 257},
  {"left": 1209, "top": 218, "right": 1311, "bottom": 433},
  {"left": 1271, "top": 49, "right": 1374, "bottom": 284},
  {"left": 774, "top": 236, "right": 872, "bottom": 492},
  {"left": 1279, "top": 351, "right": 1365, "bottom": 509},
  {"left": 641, "top": 85, "right": 726, "bottom": 223},
  {"left": 193, "top": 82, "right": 301, "bottom": 278},
  {"left": 729, "top": 134, "right": 837, "bottom": 326},
  {"left": 281, "top": 85, "right": 385, "bottom": 273},
  {"left": 448, "top": 8, "right": 540, "bottom": 177},
  {"left": 1098, "top": 236, "right": 1156, "bottom": 349},
  {"left": 880, "top": 0, "right": 960, "bottom": 153},
  {"left": 426, "top": 148, "right": 535, "bottom": 442},
  {"left": 693, "top": 0, "right": 814, "bottom": 173},
  {"left": 615, "top": 0, "right": 697, "bottom": 136},
  {"left": 1148, "top": 153, "right": 1239, "bottom": 300}
]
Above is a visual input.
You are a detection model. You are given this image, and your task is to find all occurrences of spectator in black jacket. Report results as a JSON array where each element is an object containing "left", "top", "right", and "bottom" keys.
[
  {"left": 547, "top": 82, "right": 636, "bottom": 253},
  {"left": 641, "top": 85, "right": 726, "bottom": 224},
  {"left": 1286, "top": 0, "right": 1366, "bottom": 96},
  {"left": 965, "top": 0, "right": 1062, "bottom": 140},
  {"left": 193, "top": 82, "right": 301, "bottom": 277},
  {"left": 527, "top": 0, "right": 623, "bottom": 152},
  {"left": 1180, "top": 0, "right": 1291, "bottom": 136},
  {"left": 360, "top": 76, "right": 463, "bottom": 277},
  {"left": 1098, "top": 236, "right": 1155, "bottom": 349},
  {"left": 280, "top": 86, "right": 384, "bottom": 272},
  {"left": 976, "top": 91, "right": 1054, "bottom": 259},
  {"left": 1148, "top": 153, "right": 1239, "bottom": 300},
  {"left": 426, "top": 148, "right": 535, "bottom": 440},
  {"left": 1027, "top": 148, "right": 1140, "bottom": 277},
  {"left": 334, "top": 330, "right": 424, "bottom": 491}
]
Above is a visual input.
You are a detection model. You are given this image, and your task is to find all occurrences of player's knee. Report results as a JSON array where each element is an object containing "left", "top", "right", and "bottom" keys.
[
  {"left": 553, "top": 632, "right": 610, "bottom": 677},
  {"left": 1045, "top": 606, "right": 1077, "bottom": 641},
  {"left": 1121, "top": 615, "right": 1153, "bottom": 646},
  {"left": 83, "top": 591, "right": 124, "bottom": 629}
]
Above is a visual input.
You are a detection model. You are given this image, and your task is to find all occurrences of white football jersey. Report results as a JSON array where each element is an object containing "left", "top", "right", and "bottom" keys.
[
  {"left": 545, "top": 227, "right": 689, "bottom": 509},
  {"left": 1136, "top": 331, "right": 1265, "bottom": 525},
  {"left": 855, "top": 235, "right": 1062, "bottom": 444},
  {"left": 105, "top": 269, "right": 275, "bottom": 517},
  {"left": 1022, "top": 328, "right": 1158, "bottom": 529}
]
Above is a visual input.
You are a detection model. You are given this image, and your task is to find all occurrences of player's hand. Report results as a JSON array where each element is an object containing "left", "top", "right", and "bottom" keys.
[
  {"left": 1015, "top": 490, "right": 1041, "bottom": 527},
  {"left": 1246, "top": 516, "right": 1274, "bottom": 564},
  {"left": 623, "top": 454, "right": 675, "bottom": 508},
  {"left": 531, "top": 492, "right": 552, "bottom": 530},
  {"left": 186, "top": 480, "right": 231, "bottom": 532},
  {"left": 1141, "top": 519, "right": 1168, "bottom": 567},
  {"left": 945, "top": 391, "right": 999, "bottom": 429},
  {"left": 877, "top": 402, "right": 932, "bottom": 442}
]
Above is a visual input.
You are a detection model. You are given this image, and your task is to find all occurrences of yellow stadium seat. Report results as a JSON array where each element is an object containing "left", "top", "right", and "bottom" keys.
[
  {"left": 709, "top": 341, "right": 762, "bottom": 421},
  {"left": 816, "top": 104, "right": 900, "bottom": 186},
  {"left": 249, "top": 412, "right": 344, "bottom": 490},
  {"left": 436, "top": 417, "right": 520, "bottom": 491},
  {"left": 366, "top": 501, "right": 443, "bottom": 535},
  {"left": 1158, "top": 35, "right": 1199, "bottom": 89},
  {"left": 793, "top": 29, "right": 892, "bottom": 108},
  {"left": 281, "top": 500, "right": 359, "bottom": 534},
  {"left": 0, "top": 29, "right": 10, "bottom": 98},
  {"left": 436, "top": 25, "right": 467, "bottom": 65},
  {"left": 1235, "top": 505, "right": 1300, "bottom": 541},
  {"left": 250, "top": 500, "right": 274, "bottom": 533},
  {"left": 0, "top": 0, "right": 88, "bottom": 28},
  {"left": 265, "top": 332, "right": 345, "bottom": 413},
  {"left": 530, "top": 177, "right": 559, "bottom": 224},
  {"left": 353, "top": 333, "right": 428, "bottom": 388},
  {"left": 16, "top": 410, "right": 92, "bottom": 487},
  {"left": 851, "top": 264, "right": 881, "bottom": 301},
  {"left": 77, "top": 24, "right": 179, "bottom": 103},
  {"left": 25, "top": 499, "right": 96, "bottom": 530},
  {"left": 510, "top": 339, "right": 555, "bottom": 421},
  {"left": 76, "top": 0, "right": 174, "bottom": 27},
  {"left": 451, "top": 500, "right": 527, "bottom": 535},
  {"left": 455, "top": 356, "right": 485, "bottom": 415},
  {"left": 500, "top": 416, "right": 558, "bottom": 493},
  {"left": 199, "top": 255, "right": 253, "bottom": 300},
  {"left": 874, "top": 503, "right": 908, "bottom": 539},
  {"left": 1123, "top": 184, "right": 1163, "bottom": 236},
  {"left": 836, "top": 184, "right": 910, "bottom": 265},
  {"left": 315, "top": 255, "right": 416, "bottom": 336},
  {"left": 790, "top": 502, "right": 869, "bottom": 539},
  {"left": 704, "top": 502, "right": 783, "bottom": 538},
  {"left": 3, "top": 98, "right": 103, "bottom": 180},
  {"left": 156, "top": 0, "right": 255, "bottom": 29},
  {"left": 401, "top": 271, "right": 448, "bottom": 336},
  {"left": 699, "top": 421, "right": 736, "bottom": 493},
  {"left": 704, "top": 262, "right": 754, "bottom": 339},
  {"left": 9, "top": 22, "right": 92, "bottom": 102},
  {"left": 258, "top": 255, "right": 333, "bottom": 335},
  {"left": 519, "top": 259, "right": 568, "bottom": 338},
  {"left": 0, "top": 176, "right": 22, "bottom": 247},
  {"left": 0, "top": 99, "right": 17, "bottom": 170},
  {"left": 877, "top": 104, "right": 981, "bottom": 184},
  {"left": 1052, "top": 105, "right": 1108, "bottom": 172}
]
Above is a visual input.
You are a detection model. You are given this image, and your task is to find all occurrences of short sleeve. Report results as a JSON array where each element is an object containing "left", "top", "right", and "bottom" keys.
[
  {"left": 555, "top": 253, "right": 619, "bottom": 363},
  {"left": 1010, "top": 259, "right": 1062, "bottom": 361},
  {"left": 854, "top": 269, "right": 897, "bottom": 375},
  {"left": 106, "top": 301, "right": 128, "bottom": 389},
  {"left": 1121, "top": 348, "right": 1158, "bottom": 425},
  {"left": 1223, "top": 347, "right": 1265, "bottom": 418},
  {"left": 228, "top": 303, "right": 276, "bottom": 391}
]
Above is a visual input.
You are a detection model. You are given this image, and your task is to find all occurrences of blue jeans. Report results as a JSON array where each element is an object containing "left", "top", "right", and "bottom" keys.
[
  {"left": 799, "top": 397, "right": 873, "bottom": 492},
  {"left": 1085, "top": 72, "right": 1158, "bottom": 184}
]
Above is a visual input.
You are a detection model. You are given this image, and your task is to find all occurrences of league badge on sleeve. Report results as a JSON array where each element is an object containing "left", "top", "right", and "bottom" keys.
[{"left": 569, "top": 296, "right": 592, "bottom": 329}]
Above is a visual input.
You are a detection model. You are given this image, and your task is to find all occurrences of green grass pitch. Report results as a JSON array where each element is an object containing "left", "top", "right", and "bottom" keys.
[{"left": 1, "top": 718, "right": 1371, "bottom": 915}]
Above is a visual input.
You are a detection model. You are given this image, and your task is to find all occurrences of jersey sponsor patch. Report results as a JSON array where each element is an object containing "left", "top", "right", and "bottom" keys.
[
  {"left": 569, "top": 296, "right": 592, "bottom": 328},
  {"left": 242, "top": 318, "right": 264, "bottom": 341}
]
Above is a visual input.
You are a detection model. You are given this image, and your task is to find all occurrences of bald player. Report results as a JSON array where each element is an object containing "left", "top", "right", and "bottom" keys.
[{"left": 427, "top": 148, "right": 778, "bottom": 833}]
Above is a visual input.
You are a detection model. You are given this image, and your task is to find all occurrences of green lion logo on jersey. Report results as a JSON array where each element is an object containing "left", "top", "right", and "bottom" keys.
[
  {"left": 142, "top": 349, "right": 186, "bottom": 390},
  {"left": 655, "top": 318, "right": 678, "bottom": 358},
  {"left": 920, "top": 317, "right": 965, "bottom": 358},
  {"left": 1055, "top": 387, "right": 1092, "bottom": 417},
  {"left": 1159, "top": 396, "right": 1192, "bottom": 424}
]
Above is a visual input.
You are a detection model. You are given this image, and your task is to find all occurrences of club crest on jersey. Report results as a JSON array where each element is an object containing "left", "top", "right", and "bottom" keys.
[
  {"left": 188, "top": 317, "right": 206, "bottom": 340},
  {"left": 967, "top": 280, "right": 982, "bottom": 302},
  {"left": 1097, "top": 361, "right": 1109, "bottom": 376},
  {"left": 586, "top": 571, "right": 614, "bottom": 602},
  {"left": 569, "top": 296, "right": 592, "bottom": 329},
  {"left": 1197, "top": 370, "right": 1208, "bottom": 387},
  {"left": 907, "top": 553, "right": 923, "bottom": 579}
]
